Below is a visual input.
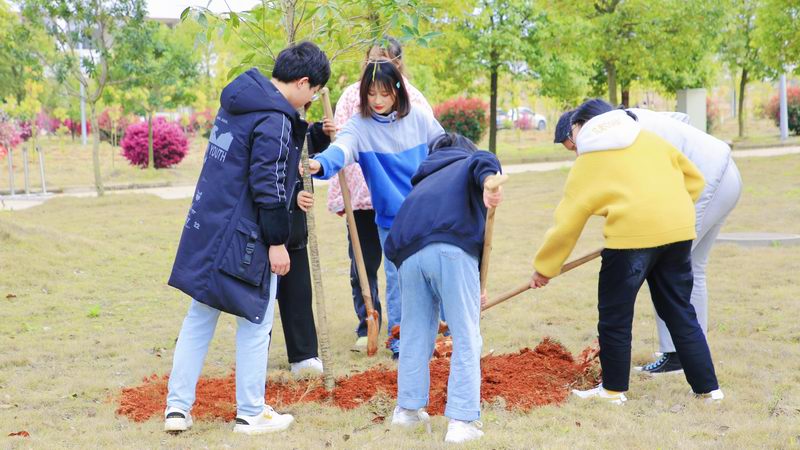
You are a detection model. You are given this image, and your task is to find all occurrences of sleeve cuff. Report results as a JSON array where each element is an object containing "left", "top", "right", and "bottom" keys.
[{"left": 259, "top": 204, "right": 290, "bottom": 245}]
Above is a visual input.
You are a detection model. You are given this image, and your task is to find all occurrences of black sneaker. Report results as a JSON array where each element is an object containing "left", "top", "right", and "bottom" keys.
[{"left": 635, "top": 352, "right": 683, "bottom": 375}]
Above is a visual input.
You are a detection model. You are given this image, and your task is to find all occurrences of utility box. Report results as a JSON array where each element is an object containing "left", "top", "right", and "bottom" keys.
[{"left": 676, "top": 88, "right": 707, "bottom": 132}]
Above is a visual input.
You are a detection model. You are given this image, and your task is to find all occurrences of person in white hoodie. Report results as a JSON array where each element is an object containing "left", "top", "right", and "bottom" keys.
[
  {"left": 553, "top": 102, "right": 742, "bottom": 375},
  {"left": 533, "top": 98, "right": 723, "bottom": 404}
]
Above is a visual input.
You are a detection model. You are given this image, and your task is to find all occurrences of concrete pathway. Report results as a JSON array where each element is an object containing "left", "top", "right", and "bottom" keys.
[{"left": 2, "top": 145, "right": 799, "bottom": 212}]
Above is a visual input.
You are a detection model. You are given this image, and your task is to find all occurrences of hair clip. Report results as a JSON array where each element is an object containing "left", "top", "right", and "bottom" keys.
[{"left": 396, "top": 81, "right": 400, "bottom": 89}]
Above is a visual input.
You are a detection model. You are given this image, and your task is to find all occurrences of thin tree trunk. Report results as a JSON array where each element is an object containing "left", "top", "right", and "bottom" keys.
[
  {"left": 90, "top": 106, "right": 104, "bottom": 196},
  {"left": 299, "top": 124, "right": 335, "bottom": 391},
  {"left": 605, "top": 60, "right": 618, "bottom": 106},
  {"left": 620, "top": 80, "right": 630, "bottom": 108},
  {"left": 489, "top": 50, "right": 499, "bottom": 154},
  {"left": 148, "top": 112, "right": 155, "bottom": 170},
  {"left": 738, "top": 67, "right": 748, "bottom": 138}
]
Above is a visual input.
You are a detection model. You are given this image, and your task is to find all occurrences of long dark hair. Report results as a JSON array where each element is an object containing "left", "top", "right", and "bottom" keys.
[
  {"left": 571, "top": 98, "right": 638, "bottom": 127},
  {"left": 358, "top": 61, "right": 410, "bottom": 118}
]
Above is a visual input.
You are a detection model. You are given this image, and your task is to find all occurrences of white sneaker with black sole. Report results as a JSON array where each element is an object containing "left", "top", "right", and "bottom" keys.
[
  {"left": 444, "top": 419, "right": 484, "bottom": 443},
  {"left": 391, "top": 406, "right": 431, "bottom": 433},
  {"left": 164, "top": 406, "right": 193, "bottom": 432},
  {"left": 233, "top": 405, "right": 294, "bottom": 435}
]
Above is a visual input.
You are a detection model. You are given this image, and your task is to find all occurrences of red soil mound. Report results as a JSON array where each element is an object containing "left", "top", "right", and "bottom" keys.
[{"left": 116, "top": 338, "right": 599, "bottom": 423}]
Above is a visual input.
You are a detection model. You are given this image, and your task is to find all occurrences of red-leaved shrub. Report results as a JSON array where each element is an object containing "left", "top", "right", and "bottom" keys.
[
  {"left": 98, "top": 107, "right": 134, "bottom": 146},
  {"left": 765, "top": 86, "right": 800, "bottom": 135},
  {"left": 36, "top": 111, "right": 60, "bottom": 134},
  {"left": 63, "top": 118, "right": 91, "bottom": 140},
  {"left": 0, "top": 114, "right": 21, "bottom": 158},
  {"left": 190, "top": 109, "right": 215, "bottom": 138},
  {"left": 433, "top": 97, "right": 488, "bottom": 143},
  {"left": 121, "top": 118, "right": 188, "bottom": 169}
]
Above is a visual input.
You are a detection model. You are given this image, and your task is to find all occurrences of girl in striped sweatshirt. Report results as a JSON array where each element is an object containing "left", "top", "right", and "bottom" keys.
[{"left": 309, "top": 61, "right": 445, "bottom": 357}]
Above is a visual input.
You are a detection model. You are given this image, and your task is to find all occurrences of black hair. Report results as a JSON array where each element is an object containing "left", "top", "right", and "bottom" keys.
[
  {"left": 554, "top": 110, "right": 575, "bottom": 143},
  {"left": 272, "top": 41, "right": 330, "bottom": 88},
  {"left": 429, "top": 132, "right": 479, "bottom": 154},
  {"left": 571, "top": 98, "right": 638, "bottom": 127},
  {"left": 359, "top": 61, "right": 410, "bottom": 118}
]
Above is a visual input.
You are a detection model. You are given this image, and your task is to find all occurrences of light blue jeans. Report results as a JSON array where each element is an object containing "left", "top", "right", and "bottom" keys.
[
  {"left": 397, "top": 243, "right": 482, "bottom": 421},
  {"left": 377, "top": 226, "right": 402, "bottom": 354},
  {"left": 167, "top": 273, "right": 278, "bottom": 417}
]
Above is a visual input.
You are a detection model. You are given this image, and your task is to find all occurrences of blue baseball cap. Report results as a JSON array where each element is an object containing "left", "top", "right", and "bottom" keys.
[{"left": 554, "top": 110, "right": 575, "bottom": 143}]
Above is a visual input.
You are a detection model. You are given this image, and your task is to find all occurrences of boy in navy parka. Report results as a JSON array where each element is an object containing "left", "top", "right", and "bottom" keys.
[
  {"left": 383, "top": 133, "right": 503, "bottom": 444},
  {"left": 164, "top": 42, "right": 329, "bottom": 435}
]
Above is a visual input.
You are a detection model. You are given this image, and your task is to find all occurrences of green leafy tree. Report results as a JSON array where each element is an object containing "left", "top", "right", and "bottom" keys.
[
  {"left": 113, "top": 21, "right": 199, "bottom": 169},
  {"left": 0, "top": 3, "right": 50, "bottom": 105},
  {"left": 719, "top": 0, "right": 772, "bottom": 138},
  {"left": 755, "top": 0, "right": 800, "bottom": 74},
  {"left": 20, "top": 0, "right": 148, "bottom": 195}
]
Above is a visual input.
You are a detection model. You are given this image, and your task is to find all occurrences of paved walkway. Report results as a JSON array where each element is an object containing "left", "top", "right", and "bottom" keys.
[{"left": 2, "top": 145, "right": 799, "bottom": 212}]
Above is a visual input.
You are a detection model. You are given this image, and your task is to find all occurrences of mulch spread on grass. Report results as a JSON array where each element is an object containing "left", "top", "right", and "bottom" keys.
[{"left": 116, "top": 338, "right": 599, "bottom": 423}]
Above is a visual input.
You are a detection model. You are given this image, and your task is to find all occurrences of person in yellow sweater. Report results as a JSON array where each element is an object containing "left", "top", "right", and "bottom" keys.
[{"left": 530, "top": 99, "right": 724, "bottom": 404}]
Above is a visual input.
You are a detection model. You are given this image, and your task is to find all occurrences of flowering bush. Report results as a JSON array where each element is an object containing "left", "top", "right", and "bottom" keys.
[
  {"left": 121, "top": 118, "right": 188, "bottom": 169},
  {"left": 706, "top": 97, "right": 720, "bottom": 133},
  {"left": 18, "top": 121, "right": 33, "bottom": 142},
  {"left": 0, "top": 114, "right": 22, "bottom": 158},
  {"left": 190, "top": 109, "right": 215, "bottom": 138},
  {"left": 98, "top": 107, "right": 134, "bottom": 146},
  {"left": 766, "top": 86, "right": 800, "bottom": 135},
  {"left": 433, "top": 97, "right": 489, "bottom": 143},
  {"left": 36, "top": 111, "right": 61, "bottom": 134},
  {"left": 514, "top": 114, "right": 534, "bottom": 131},
  {"left": 63, "top": 118, "right": 91, "bottom": 140}
]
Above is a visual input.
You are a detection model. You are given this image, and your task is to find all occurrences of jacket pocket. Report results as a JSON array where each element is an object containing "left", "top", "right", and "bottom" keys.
[{"left": 218, "top": 217, "right": 268, "bottom": 286}]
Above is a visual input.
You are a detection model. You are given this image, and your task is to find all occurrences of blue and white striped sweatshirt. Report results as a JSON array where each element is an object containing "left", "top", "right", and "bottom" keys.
[{"left": 313, "top": 107, "right": 445, "bottom": 228}]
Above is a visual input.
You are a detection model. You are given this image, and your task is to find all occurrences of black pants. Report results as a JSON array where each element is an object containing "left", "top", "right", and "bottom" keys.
[
  {"left": 348, "top": 209, "right": 383, "bottom": 337},
  {"left": 276, "top": 246, "right": 319, "bottom": 363},
  {"left": 598, "top": 241, "right": 718, "bottom": 393}
]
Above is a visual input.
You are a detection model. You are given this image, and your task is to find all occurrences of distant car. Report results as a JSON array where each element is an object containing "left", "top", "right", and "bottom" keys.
[
  {"left": 509, "top": 107, "right": 547, "bottom": 131},
  {"left": 495, "top": 108, "right": 510, "bottom": 129}
]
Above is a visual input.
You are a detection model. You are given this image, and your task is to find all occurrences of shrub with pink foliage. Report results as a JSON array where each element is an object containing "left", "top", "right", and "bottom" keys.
[
  {"left": 18, "top": 121, "right": 33, "bottom": 142},
  {"left": 0, "top": 114, "right": 22, "bottom": 159},
  {"left": 190, "top": 109, "right": 215, "bottom": 138},
  {"left": 63, "top": 118, "right": 91, "bottom": 140},
  {"left": 766, "top": 86, "right": 800, "bottom": 135},
  {"left": 433, "top": 97, "right": 489, "bottom": 143},
  {"left": 36, "top": 111, "right": 60, "bottom": 134},
  {"left": 121, "top": 118, "right": 188, "bottom": 169},
  {"left": 98, "top": 108, "right": 134, "bottom": 146}
]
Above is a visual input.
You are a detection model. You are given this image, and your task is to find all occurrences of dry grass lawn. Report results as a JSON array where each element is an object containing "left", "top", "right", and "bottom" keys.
[{"left": 0, "top": 154, "right": 799, "bottom": 449}]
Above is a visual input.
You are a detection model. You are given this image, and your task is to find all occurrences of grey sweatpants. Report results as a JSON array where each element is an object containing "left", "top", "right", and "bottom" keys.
[{"left": 657, "top": 157, "right": 742, "bottom": 353}]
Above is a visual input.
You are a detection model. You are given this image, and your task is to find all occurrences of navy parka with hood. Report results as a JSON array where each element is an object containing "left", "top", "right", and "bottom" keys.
[
  {"left": 384, "top": 147, "right": 501, "bottom": 268},
  {"left": 169, "top": 68, "right": 307, "bottom": 324}
]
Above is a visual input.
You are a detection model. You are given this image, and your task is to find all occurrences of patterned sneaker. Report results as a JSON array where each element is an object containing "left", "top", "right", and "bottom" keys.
[
  {"left": 634, "top": 352, "right": 683, "bottom": 375},
  {"left": 164, "top": 406, "right": 193, "bottom": 432},
  {"left": 693, "top": 388, "right": 724, "bottom": 403},
  {"left": 444, "top": 419, "right": 484, "bottom": 443},
  {"left": 572, "top": 385, "right": 627, "bottom": 405},
  {"left": 233, "top": 405, "right": 294, "bottom": 435},
  {"left": 351, "top": 336, "right": 368, "bottom": 352},
  {"left": 391, "top": 406, "right": 431, "bottom": 433}
]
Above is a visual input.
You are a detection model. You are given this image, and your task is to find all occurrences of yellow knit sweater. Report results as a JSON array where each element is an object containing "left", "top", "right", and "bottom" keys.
[{"left": 533, "top": 130, "right": 705, "bottom": 278}]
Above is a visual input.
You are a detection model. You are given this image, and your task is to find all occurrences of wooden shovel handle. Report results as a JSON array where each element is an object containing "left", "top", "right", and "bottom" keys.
[
  {"left": 481, "top": 248, "right": 603, "bottom": 311},
  {"left": 479, "top": 173, "right": 509, "bottom": 293},
  {"left": 320, "top": 88, "right": 378, "bottom": 355}
]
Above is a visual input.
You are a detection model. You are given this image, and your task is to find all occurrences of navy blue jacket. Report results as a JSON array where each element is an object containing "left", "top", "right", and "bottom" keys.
[
  {"left": 384, "top": 147, "right": 502, "bottom": 267},
  {"left": 168, "top": 68, "right": 307, "bottom": 324}
]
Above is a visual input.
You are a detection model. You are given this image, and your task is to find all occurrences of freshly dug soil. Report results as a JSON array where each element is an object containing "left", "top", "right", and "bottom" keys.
[{"left": 117, "top": 338, "right": 599, "bottom": 423}]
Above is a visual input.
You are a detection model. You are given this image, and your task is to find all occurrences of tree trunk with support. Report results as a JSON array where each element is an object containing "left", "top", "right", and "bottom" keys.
[
  {"left": 738, "top": 67, "right": 748, "bottom": 138},
  {"left": 147, "top": 112, "right": 155, "bottom": 170},
  {"left": 605, "top": 60, "right": 618, "bottom": 106},
  {"left": 90, "top": 105, "right": 104, "bottom": 196},
  {"left": 489, "top": 56, "right": 499, "bottom": 154}
]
